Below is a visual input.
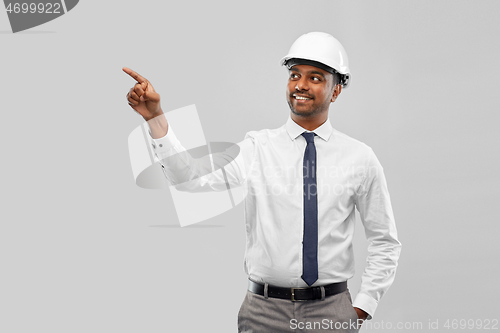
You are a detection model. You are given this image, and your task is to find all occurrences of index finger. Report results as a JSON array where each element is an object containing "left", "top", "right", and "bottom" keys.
[{"left": 122, "top": 67, "right": 147, "bottom": 83}]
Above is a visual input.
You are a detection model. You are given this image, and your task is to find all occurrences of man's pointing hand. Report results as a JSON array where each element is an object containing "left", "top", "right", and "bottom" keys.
[{"left": 123, "top": 67, "right": 162, "bottom": 121}]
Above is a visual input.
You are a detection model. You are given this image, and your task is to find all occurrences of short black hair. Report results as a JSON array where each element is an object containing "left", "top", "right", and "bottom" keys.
[{"left": 331, "top": 70, "right": 342, "bottom": 87}]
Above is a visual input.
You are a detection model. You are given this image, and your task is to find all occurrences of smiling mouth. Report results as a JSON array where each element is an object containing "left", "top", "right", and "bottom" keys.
[{"left": 293, "top": 94, "right": 313, "bottom": 101}]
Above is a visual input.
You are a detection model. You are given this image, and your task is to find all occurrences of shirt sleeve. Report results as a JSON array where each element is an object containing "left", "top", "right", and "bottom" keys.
[
  {"left": 352, "top": 148, "right": 402, "bottom": 320},
  {"left": 149, "top": 125, "right": 255, "bottom": 193}
]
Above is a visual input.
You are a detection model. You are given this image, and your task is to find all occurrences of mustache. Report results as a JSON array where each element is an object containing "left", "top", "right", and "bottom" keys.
[{"left": 291, "top": 91, "right": 314, "bottom": 99}]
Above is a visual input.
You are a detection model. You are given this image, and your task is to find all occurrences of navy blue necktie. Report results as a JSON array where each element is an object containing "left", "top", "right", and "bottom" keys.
[{"left": 301, "top": 132, "right": 318, "bottom": 286}]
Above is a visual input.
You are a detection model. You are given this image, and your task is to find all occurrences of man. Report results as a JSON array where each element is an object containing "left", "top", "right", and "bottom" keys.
[{"left": 124, "top": 32, "right": 401, "bottom": 332}]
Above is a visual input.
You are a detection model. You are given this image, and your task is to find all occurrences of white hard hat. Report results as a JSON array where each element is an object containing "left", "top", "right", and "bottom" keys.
[{"left": 280, "top": 32, "right": 351, "bottom": 88}]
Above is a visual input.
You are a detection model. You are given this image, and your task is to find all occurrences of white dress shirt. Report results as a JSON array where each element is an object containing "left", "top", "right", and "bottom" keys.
[{"left": 151, "top": 116, "right": 401, "bottom": 319}]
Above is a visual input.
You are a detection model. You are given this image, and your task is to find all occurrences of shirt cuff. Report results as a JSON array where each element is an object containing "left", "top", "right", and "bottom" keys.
[
  {"left": 352, "top": 292, "right": 378, "bottom": 320},
  {"left": 148, "top": 125, "right": 179, "bottom": 156}
]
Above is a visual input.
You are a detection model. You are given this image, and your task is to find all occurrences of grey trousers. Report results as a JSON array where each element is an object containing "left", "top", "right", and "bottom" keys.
[{"left": 238, "top": 288, "right": 360, "bottom": 333}]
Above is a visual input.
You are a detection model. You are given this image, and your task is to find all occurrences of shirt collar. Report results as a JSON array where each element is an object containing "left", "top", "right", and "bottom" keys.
[{"left": 285, "top": 117, "right": 333, "bottom": 142}]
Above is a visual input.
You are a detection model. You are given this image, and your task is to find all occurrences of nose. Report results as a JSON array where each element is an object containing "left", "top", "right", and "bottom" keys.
[{"left": 296, "top": 76, "right": 309, "bottom": 91}]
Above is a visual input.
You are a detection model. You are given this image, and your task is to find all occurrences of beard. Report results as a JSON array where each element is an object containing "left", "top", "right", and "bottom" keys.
[{"left": 287, "top": 98, "right": 327, "bottom": 118}]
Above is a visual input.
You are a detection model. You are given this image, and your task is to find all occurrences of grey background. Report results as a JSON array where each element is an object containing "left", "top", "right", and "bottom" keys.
[{"left": 1, "top": 0, "right": 499, "bottom": 332}]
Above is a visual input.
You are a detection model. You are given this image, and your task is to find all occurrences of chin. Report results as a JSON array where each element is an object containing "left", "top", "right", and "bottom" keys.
[
  {"left": 288, "top": 101, "right": 310, "bottom": 116},
  {"left": 292, "top": 110, "right": 311, "bottom": 117},
  {"left": 290, "top": 107, "right": 318, "bottom": 118}
]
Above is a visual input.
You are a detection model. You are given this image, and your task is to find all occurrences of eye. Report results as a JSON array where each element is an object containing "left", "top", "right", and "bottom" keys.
[
  {"left": 290, "top": 73, "right": 300, "bottom": 80},
  {"left": 311, "top": 76, "right": 321, "bottom": 82}
]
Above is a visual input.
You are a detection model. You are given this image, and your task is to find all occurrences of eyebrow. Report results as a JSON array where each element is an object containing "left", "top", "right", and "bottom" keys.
[{"left": 290, "top": 68, "right": 326, "bottom": 79}]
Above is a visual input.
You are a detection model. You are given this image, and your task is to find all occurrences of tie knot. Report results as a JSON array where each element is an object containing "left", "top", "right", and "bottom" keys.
[{"left": 302, "top": 132, "right": 316, "bottom": 144}]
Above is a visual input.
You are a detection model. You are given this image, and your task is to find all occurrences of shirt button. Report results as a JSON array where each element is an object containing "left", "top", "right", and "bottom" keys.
[{"left": 159, "top": 144, "right": 163, "bottom": 148}]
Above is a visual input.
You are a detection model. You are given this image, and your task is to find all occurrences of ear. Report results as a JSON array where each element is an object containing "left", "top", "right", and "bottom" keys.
[{"left": 331, "top": 84, "right": 342, "bottom": 103}]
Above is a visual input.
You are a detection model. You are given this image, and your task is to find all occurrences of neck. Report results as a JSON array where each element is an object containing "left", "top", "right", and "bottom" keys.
[{"left": 290, "top": 112, "right": 328, "bottom": 131}]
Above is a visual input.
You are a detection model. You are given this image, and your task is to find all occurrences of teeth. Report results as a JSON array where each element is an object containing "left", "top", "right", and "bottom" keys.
[{"left": 295, "top": 96, "right": 310, "bottom": 100}]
